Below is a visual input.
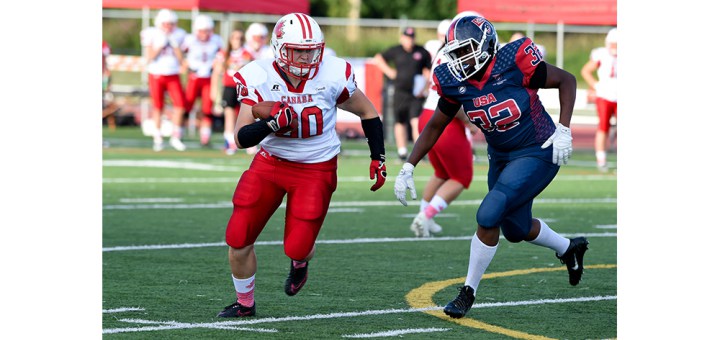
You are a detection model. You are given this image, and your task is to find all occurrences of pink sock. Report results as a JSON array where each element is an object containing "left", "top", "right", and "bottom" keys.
[
  {"left": 292, "top": 260, "right": 308, "bottom": 269},
  {"left": 233, "top": 275, "right": 255, "bottom": 307},
  {"left": 424, "top": 205, "right": 440, "bottom": 219}
]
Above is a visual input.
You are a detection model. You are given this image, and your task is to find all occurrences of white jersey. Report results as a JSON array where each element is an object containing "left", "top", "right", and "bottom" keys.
[
  {"left": 243, "top": 44, "right": 275, "bottom": 60},
  {"left": 233, "top": 56, "right": 357, "bottom": 163},
  {"left": 141, "top": 27, "right": 187, "bottom": 75},
  {"left": 589, "top": 47, "right": 617, "bottom": 102},
  {"left": 423, "top": 39, "right": 443, "bottom": 61},
  {"left": 422, "top": 53, "right": 448, "bottom": 110},
  {"left": 182, "top": 33, "right": 224, "bottom": 78}
]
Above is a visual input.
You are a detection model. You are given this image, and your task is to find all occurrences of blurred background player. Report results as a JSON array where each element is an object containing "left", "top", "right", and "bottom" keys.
[
  {"left": 581, "top": 28, "right": 617, "bottom": 172},
  {"left": 213, "top": 29, "right": 247, "bottom": 155},
  {"left": 394, "top": 16, "right": 588, "bottom": 319},
  {"left": 423, "top": 19, "right": 451, "bottom": 60},
  {"left": 244, "top": 22, "right": 275, "bottom": 60},
  {"left": 410, "top": 14, "right": 480, "bottom": 238},
  {"left": 373, "top": 27, "right": 432, "bottom": 162},
  {"left": 181, "top": 14, "right": 224, "bottom": 148},
  {"left": 141, "top": 9, "right": 188, "bottom": 151},
  {"left": 102, "top": 40, "right": 119, "bottom": 133},
  {"left": 217, "top": 13, "right": 387, "bottom": 318}
]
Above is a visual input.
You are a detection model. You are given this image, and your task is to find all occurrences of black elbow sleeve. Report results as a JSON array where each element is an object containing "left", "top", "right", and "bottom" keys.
[
  {"left": 237, "top": 119, "right": 273, "bottom": 148},
  {"left": 361, "top": 117, "right": 385, "bottom": 161}
]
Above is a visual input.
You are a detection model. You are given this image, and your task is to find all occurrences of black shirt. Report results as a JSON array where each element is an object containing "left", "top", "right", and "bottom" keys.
[{"left": 380, "top": 45, "right": 432, "bottom": 92}]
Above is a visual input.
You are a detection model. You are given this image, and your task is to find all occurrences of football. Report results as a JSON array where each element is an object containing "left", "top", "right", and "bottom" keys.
[{"left": 251, "top": 101, "right": 279, "bottom": 120}]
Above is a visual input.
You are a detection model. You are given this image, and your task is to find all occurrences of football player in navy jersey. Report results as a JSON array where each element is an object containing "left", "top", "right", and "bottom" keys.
[{"left": 394, "top": 16, "right": 589, "bottom": 319}]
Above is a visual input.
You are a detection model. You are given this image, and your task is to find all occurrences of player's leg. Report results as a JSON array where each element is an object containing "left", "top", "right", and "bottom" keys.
[
  {"left": 393, "top": 91, "right": 411, "bottom": 161},
  {"left": 148, "top": 74, "right": 166, "bottom": 151},
  {"left": 409, "top": 97, "right": 423, "bottom": 142},
  {"left": 281, "top": 157, "right": 337, "bottom": 296},
  {"left": 595, "top": 98, "right": 612, "bottom": 172},
  {"left": 219, "top": 156, "right": 286, "bottom": 317},
  {"left": 167, "top": 75, "right": 188, "bottom": 151},
  {"left": 199, "top": 77, "right": 214, "bottom": 147},
  {"left": 221, "top": 86, "right": 240, "bottom": 155}
]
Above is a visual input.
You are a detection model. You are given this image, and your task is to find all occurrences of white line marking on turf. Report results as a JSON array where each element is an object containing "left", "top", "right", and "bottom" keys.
[
  {"left": 103, "top": 295, "right": 616, "bottom": 334},
  {"left": 103, "top": 174, "right": 616, "bottom": 184},
  {"left": 119, "top": 198, "right": 183, "bottom": 203},
  {"left": 103, "top": 197, "right": 616, "bottom": 210},
  {"left": 102, "top": 307, "right": 145, "bottom": 313},
  {"left": 102, "top": 232, "right": 616, "bottom": 252},
  {"left": 342, "top": 328, "right": 451, "bottom": 338},
  {"left": 102, "top": 160, "right": 239, "bottom": 172},
  {"left": 595, "top": 224, "right": 617, "bottom": 229}
]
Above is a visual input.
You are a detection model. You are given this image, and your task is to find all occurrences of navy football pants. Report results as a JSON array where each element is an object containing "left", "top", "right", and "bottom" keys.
[{"left": 476, "top": 150, "right": 559, "bottom": 242}]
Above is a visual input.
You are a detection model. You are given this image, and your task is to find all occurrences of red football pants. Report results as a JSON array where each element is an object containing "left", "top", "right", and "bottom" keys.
[
  {"left": 148, "top": 74, "right": 186, "bottom": 111},
  {"left": 418, "top": 108, "right": 474, "bottom": 188},
  {"left": 225, "top": 149, "right": 338, "bottom": 261}
]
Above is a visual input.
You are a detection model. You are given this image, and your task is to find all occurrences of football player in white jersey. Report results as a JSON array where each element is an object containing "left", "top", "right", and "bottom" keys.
[
  {"left": 581, "top": 28, "right": 617, "bottom": 172},
  {"left": 181, "top": 14, "right": 224, "bottom": 147},
  {"left": 140, "top": 8, "right": 188, "bottom": 151},
  {"left": 217, "top": 13, "right": 387, "bottom": 318}
]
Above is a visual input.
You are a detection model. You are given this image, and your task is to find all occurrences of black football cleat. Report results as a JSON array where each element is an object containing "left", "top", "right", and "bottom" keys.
[
  {"left": 443, "top": 285, "right": 475, "bottom": 319},
  {"left": 557, "top": 237, "right": 589, "bottom": 286},
  {"left": 284, "top": 261, "right": 309, "bottom": 296},
  {"left": 217, "top": 302, "right": 256, "bottom": 317}
]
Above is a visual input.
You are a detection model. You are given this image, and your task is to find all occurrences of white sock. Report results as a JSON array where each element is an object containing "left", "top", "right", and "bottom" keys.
[
  {"left": 528, "top": 219, "right": 570, "bottom": 255},
  {"left": 596, "top": 150, "right": 607, "bottom": 166},
  {"left": 420, "top": 199, "right": 429, "bottom": 213},
  {"left": 201, "top": 126, "right": 212, "bottom": 137},
  {"left": 232, "top": 274, "right": 255, "bottom": 306},
  {"left": 224, "top": 132, "right": 235, "bottom": 143},
  {"left": 398, "top": 147, "right": 408, "bottom": 156},
  {"left": 464, "top": 233, "right": 497, "bottom": 293},
  {"left": 424, "top": 195, "right": 448, "bottom": 219}
]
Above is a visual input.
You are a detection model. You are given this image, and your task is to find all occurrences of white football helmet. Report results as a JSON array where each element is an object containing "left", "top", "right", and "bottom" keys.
[
  {"left": 271, "top": 13, "right": 325, "bottom": 80},
  {"left": 154, "top": 9, "right": 178, "bottom": 27},
  {"left": 193, "top": 14, "right": 214, "bottom": 33}
]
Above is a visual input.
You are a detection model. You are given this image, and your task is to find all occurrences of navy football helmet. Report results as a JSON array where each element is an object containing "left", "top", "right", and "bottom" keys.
[{"left": 443, "top": 16, "right": 498, "bottom": 81}]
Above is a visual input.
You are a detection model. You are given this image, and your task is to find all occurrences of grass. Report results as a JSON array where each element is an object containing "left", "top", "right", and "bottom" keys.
[{"left": 102, "top": 126, "right": 616, "bottom": 339}]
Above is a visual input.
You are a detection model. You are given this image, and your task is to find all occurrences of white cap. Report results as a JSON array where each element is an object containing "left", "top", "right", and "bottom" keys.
[
  {"left": 452, "top": 10, "right": 484, "bottom": 22},
  {"left": 437, "top": 19, "right": 452, "bottom": 35},
  {"left": 246, "top": 23, "right": 269, "bottom": 37},
  {"left": 193, "top": 14, "right": 214, "bottom": 32},
  {"left": 154, "top": 9, "right": 178, "bottom": 27},
  {"left": 605, "top": 28, "right": 617, "bottom": 44}
]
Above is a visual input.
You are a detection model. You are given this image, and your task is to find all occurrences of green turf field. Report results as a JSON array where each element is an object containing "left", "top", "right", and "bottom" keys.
[{"left": 102, "top": 126, "right": 617, "bottom": 339}]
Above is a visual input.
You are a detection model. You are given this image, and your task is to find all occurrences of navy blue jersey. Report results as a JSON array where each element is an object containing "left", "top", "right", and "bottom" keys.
[{"left": 435, "top": 37, "right": 556, "bottom": 152}]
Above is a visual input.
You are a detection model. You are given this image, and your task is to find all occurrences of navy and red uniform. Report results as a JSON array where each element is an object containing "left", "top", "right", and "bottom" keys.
[{"left": 435, "top": 37, "right": 559, "bottom": 242}]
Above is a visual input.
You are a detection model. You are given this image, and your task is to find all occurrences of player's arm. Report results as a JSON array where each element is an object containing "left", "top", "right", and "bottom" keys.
[
  {"left": 542, "top": 62, "right": 576, "bottom": 127},
  {"left": 338, "top": 90, "right": 387, "bottom": 191},
  {"left": 580, "top": 59, "right": 599, "bottom": 91}
]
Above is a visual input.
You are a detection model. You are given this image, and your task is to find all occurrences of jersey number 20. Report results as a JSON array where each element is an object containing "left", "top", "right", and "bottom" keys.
[{"left": 275, "top": 106, "right": 324, "bottom": 139}]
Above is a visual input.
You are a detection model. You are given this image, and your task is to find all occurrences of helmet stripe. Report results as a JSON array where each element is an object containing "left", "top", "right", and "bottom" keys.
[
  {"left": 300, "top": 13, "right": 313, "bottom": 39},
  {"left": 447, "top": 19, "right": 458, "bottom": 42},
  {"left": 294, "top": 13, "right": 308, "bottom": 39}
]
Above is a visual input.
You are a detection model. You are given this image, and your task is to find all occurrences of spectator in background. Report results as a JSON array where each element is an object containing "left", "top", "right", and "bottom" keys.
[
  {"left": 373, "top": 27, "right": 432, "bottom": 162},
  {"left": 410, "top": 14, "right": 481, "bottom": 238},
  {"left": 102, "top": 40, "right": 119, "bottom": 133},
  {"left": 213, "top": 29, "right": 248, "bottom": 155},
  {"left": 141, "top": 9, "right": 188, "bottom": 151},
  {"left": 581, "top": 28, "right": 617, "bottom": 172},
  {"left": 181, "top": 14, "right": 224, "bottom": 148}
]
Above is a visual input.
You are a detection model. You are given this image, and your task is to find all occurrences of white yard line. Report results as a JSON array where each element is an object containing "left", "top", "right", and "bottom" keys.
[
  {"left": 342, "top": 327, "right": 451, "bottom": 338},
  {"left": 102, "top": 307, "right": 145, "bottom": 313},
  {"left": 103, "top": 295, "right": 616, "bottom": 334},
  {"left": 102, "top": 232, "right": 616, "bottom": 252}
]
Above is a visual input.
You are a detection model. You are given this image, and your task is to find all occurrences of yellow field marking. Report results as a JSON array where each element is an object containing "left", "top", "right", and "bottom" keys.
[{"left": 406, "top": 264, "right": 617, "bottom": 340}]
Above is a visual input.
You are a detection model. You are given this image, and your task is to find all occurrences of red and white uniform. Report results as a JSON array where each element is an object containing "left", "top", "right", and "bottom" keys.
[
  {"left": 102, "top": 41, "right": 111, "bottom": 58},
  {"left": 233, "top": 56, "right": 357, "bottom": 163},
  {"left": 182, "top": 33, "right": 224, "bottom": 78},
  {"left": 141, "top": 27, "right": 187, "bottom": 75},
  {"left": 182, "top": 33, "right": 223, "bottom": 115},
  {"left": 217, "top": 48, "right": 255, "bottom": 87},
  {"left": 419, "top": 53, "right": 473, "bottom": 188},
  {"left": 589, "top": 47, "right": 617, "bottom": 133},
  {"left": 243, "top": 44, "right": 274, "bottom": 60},
  {"left": 589, "top": 47, "right": 617, "bottom": 102},
  {"left": 226, "top": 55, "right": 357, "bottom": 258}
]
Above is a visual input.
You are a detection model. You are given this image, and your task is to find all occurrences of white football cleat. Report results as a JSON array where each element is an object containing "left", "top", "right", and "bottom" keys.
[
  {"left": 153, "top": 136, "right": 164, "bottom": 152},
  {"left": 428, "top": 218, "right": 443, "bottom": 234},
  {"left": 410, "top": 212, "right": 431, "bottom": 238},
  {"left": 170, "top": 137, "right": 187, "bottom": 151}
]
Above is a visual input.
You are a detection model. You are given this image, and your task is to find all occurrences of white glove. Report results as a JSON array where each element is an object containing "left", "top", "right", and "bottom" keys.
[
  {"left": 541, "top": 123, "right": 573, "bottom": 165},
  {"left": 394, "top": 162, "right": 417, "bottom": 206}
]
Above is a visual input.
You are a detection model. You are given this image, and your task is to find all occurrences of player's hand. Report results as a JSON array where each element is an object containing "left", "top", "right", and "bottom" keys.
[
  {"left": 394, "top": 162, "right": 417, "bottom": 206},
  {"left": 369, "top": 160, "right": 387, "bottom": 191},
  {"left": 266, "top": 102, "right": 296, "bottom": 132},
  {"left": 541, "top": 123, "right": 573, "bottom": 165}
]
